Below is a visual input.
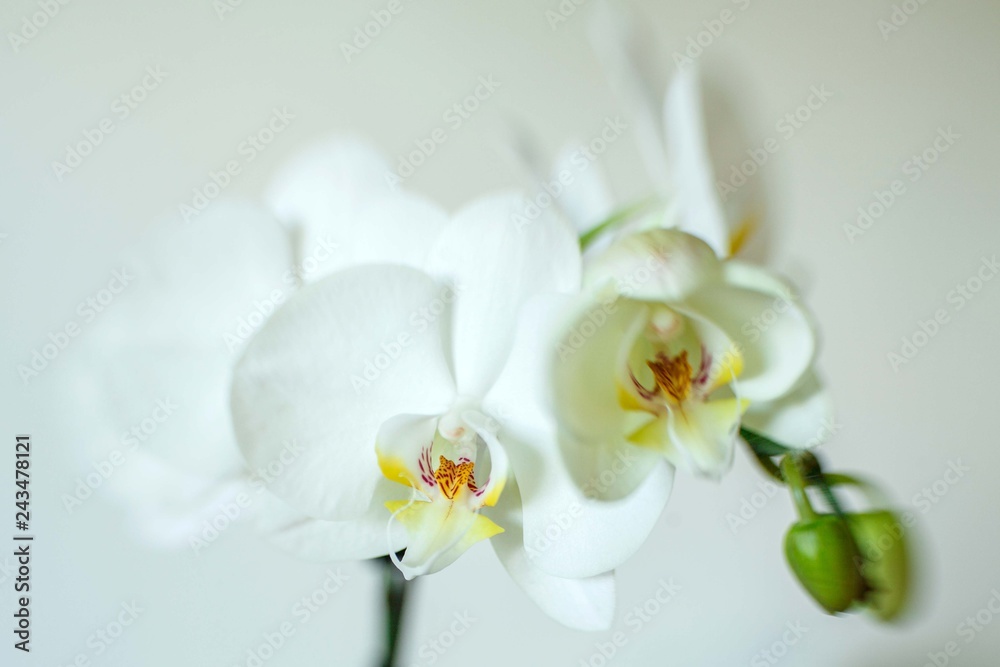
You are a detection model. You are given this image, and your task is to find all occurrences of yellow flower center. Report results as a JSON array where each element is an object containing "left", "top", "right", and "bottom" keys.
[
  {"left": 434, "top": 455, "right": 476, "bottom": 500},
  {"left": 647, "top": 350, "right": 693, "bottom": 404}
]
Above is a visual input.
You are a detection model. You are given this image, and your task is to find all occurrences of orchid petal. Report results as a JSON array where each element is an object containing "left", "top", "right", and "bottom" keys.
[
  {"left": 265, "top": 137, "right": 388, "bottom": 254},
  {"left": 485, "top": 294, "right": 673, "bottom": 578},
  {"left": 663, "top": 67, "right": 730, "bottom": 256},
  {"left": 427, "top": 192, "right": 581, "bottom": 397},
  {"left": 230, "top": 265, "right": 456, "bottom": 521},
  {"left": 552, "top": 144, "right": 615, "bottom": 235},
  {"left": 685, "top": 282, "right": 816, "bottom": 402},
  {"left": 742, "top": 370, "right": 835, "bottom": 449},
  {"left": 386, "top": 498, "right": 503, "bottom": 579},
  {"left": 584, "top": 228, "right": 722, "bottom": 303},
  {"left": 588, "top": 1, "right": 670, "bottom": 189},
  {"left": 255, "top": 483, "right": 407, "bottom": 561},
  {"left": 491, "top": 480, "right": 615, "bottom": 631},
  {"left": 633, "top": 397, "right": 749, "bottom": 478}
]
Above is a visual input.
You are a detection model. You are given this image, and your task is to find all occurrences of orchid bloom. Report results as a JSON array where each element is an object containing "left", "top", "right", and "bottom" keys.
[
  {"left": 526, "top": 7, "right": 834, "bottom": 488},
  {"left": 551, "top": 227, "right": 818, "bottom": 484},
  {"left": 229, "top": 145, "right": 674, "bottom": 627}
]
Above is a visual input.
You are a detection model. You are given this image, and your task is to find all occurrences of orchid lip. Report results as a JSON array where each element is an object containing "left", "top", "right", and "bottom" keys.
[{"left": 375, "top": 408, "right": 509, "bottom": 578}]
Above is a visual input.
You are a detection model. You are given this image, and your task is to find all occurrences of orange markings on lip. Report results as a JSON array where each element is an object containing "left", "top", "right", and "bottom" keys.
[{"left": 434, "top": 456, "right": 476, "bottom": 500}]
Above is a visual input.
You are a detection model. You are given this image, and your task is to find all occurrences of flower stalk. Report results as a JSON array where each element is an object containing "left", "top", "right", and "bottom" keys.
[{"left": 378, "top": 553, "right": 410, "bottom": 667}]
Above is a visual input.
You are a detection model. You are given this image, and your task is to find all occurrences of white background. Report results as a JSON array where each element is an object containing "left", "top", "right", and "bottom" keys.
[{"left": 2, "top": 0, "right": 999, "bottom": 665}]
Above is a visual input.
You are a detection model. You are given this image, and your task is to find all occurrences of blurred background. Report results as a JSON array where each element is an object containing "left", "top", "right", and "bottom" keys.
[{"left": 2, "top": 0, "right": 999, "bottom": 664}]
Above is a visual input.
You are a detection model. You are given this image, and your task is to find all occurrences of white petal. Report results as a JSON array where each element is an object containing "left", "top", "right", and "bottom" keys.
[
  {"left": 485, "top": 294, "right": 673, "bottom": 579},
  {"left": 722, "top": 260, "right": 797, "bottom": 299},
  {"left": 685, "top": 282, "right": 816, "bottom": 402},
  {"left": 584, "top": 228, "right": 723, "bottom": 303},
  {"left": 311, "top": 193, "right": 452, "bottom": 282},
  {"left": 265, "top": 136, "right": 388, "bottom": 258},
  {"left": 268, "top": 138, "right": 450, "bottom": 281},
  {"left": 552, "top": 143, "right": 616, "bottom": 235},
  {"left": 84, "top": 199, "right": 291, "bottom": 479},
  {"left": 742, "top": 370, "right": 835, "bottom": 449},
  {"left": 664, "top": 398, "right": 748, "bottom": 477},
  {"left": 588, "top": 2, "right": 670, "bottom": 189},
  {"left": 463, "top": 410, "right": 510, "bottom": 507},
  {"left": 551, "top": 295, "right": 649, "bottom": 448},
  {"left": 427, "top": 192, "right": 582, "bottom": 397},
  {"left": 495, "top": 125, "right": 615, "bottom": 236},
  {"left": 491, "top": 480, "right": 615, "bottom": 631},
  {"left": 255, "top": 482, "right": 408, "bottom": 561},
  {"left": 231, "top": 265, "right": 456, "bottom": 520},
  {"left": 663, "top": 66, "right": 730, "bottom": 256}
]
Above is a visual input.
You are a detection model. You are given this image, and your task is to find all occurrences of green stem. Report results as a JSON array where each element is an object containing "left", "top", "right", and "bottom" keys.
[
  {"left": 740, "top": 427, "right": 793, "bottom": 457},
  {"left": 748, "top": 445, "right": 785, "bottom": 482},
  {"left": 378, "top": 554, "right": 410, "bottom": 667},
  {"left": 780, "top": 456, "right": 817, "bottom": 521},
  {"left": 740, "top": 428, "right": 852, "bottom": 518}
]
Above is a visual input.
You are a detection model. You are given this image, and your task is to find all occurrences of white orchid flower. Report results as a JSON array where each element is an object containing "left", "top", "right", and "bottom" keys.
[
  {"left": 519, "top": 5, "right": 835, "bottom": 469},
  {"left": 229, "top": 176, "right": 674, "bottom": 629},
  {"left": 552, "top": 227, "right": 818, "bottom": 480}
]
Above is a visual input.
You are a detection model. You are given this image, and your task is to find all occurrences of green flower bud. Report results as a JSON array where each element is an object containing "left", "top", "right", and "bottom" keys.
[
  {"left": 846, "top": 511, "right": 910, "bottom": 621},
  {"left": 785, "top": 514, "right": 868, "bottom": 614}
]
